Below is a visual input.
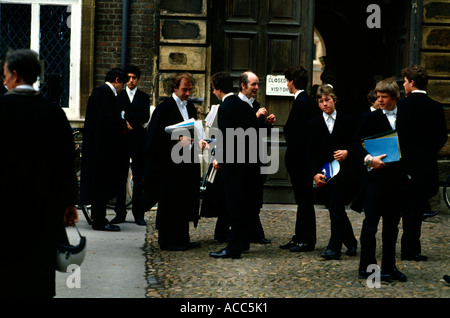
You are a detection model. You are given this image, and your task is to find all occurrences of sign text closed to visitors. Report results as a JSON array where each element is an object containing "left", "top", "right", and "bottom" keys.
[{"left": 266, "top": 75, "right": 293, "bottom": 96}]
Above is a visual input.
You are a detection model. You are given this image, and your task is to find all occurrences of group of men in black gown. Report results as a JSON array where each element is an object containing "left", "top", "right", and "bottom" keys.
[{"left": 80, "top": 63, "right": 447, "bottom": 282}]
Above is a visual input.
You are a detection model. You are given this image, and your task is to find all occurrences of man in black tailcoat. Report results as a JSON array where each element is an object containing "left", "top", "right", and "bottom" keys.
[
  {"left": 143, "top": 72, "right": 204, "bottom": 251},
  {"left": 80, "top": 68, "right": 130, "bottom": 231},
  {"left": 397, "top": 65, "right": 447, "bottom": 262},
  {"left": 355, "top": 77, "right": 408, "bottom": 282},
  {"left": 280, "top": 65, "right": 321, "bottom": 253},
  {"left": 113, "top": 65, "right": 150, "bottom": 225},
  {"left": 209, "top": 72, "right": 260, "bottom": 259},
  {"left": 308, "top": 84, "right": 358, "bottom": 260}
]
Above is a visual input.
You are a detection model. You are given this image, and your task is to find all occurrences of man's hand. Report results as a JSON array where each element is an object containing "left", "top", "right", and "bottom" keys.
[
  {"left": 212, "top": 159, "right": 222, "bottom": 170},
  {"left": 266, "top": 113, "right": 276, "bottom": 125},
  {"left": 178, "top": 135, "right": 193, "bottom": 147},
  {"left": 333, "top": 149, "right": 348, "bottom": 162},
  {"left": 371, "top": 154, "right": 387, "bottom": 169},
  {"left": 63, "top": 206, "right": 78, "bottom": 227},
  {"left": 256, "top": 107, "right": 268, "bottom": 118},
  {"left": 313, "top": 173, "right": 327, "bottom": 188}
]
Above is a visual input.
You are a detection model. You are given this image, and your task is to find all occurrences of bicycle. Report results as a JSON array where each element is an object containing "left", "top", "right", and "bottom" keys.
[
  {"left": 73, "top": 129, "right": 133, "bottom": 225},
  {"left": 444, "top": 174, "right": 450, "bottom": 210}
]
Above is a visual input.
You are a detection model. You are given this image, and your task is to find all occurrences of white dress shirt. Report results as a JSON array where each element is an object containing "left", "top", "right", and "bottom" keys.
[
  {"left": 126, "top": 86, "right": 137, "bottom": 102},
  {"left": 323, "top": 110, "right": 337, "bottom": 134},
  {"left": 172, "top": 92, "right": 189, "bottom": 121},
  {"left": 105, "top": 82, "right": 117, "bottom": 96},
  {"left": 382, "top": 107, "right": 397, "bottom": 130},
  {"left": 294, "top": 89, "right": 304, "bottom": 99},
  {"left": 238, "top": 92, "right": 255, "bottom": 109}
]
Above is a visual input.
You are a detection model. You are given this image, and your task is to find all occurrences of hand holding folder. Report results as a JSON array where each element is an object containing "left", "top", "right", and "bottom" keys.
[{"left": 362, "top": 130, "right": 401, "bottom": 163}]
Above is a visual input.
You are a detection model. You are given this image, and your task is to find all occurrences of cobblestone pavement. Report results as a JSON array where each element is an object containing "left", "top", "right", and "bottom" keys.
[{"left": 144, "top": 205, "right": 449, "bottom": 299}]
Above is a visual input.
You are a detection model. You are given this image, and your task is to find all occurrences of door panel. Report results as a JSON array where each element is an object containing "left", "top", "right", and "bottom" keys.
[{"left": 211, "top": 0, "right": 314, "bottom": 203}]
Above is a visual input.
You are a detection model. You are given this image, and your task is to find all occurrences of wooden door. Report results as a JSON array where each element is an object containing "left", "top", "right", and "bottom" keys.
[{"left": 210, "top": 0, "right": 315, "bottom": 203}]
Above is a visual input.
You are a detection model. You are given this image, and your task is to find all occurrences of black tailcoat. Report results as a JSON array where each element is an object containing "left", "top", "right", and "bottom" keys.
[
  {"left": 116, "top": 89, "right": 150, "bottom": 215},
  {"left": 396, "top": 92, "right": 447, "bottom": 257},
  {"left": 283, "top": 91, "right": 321, "bottom": 245},
  {"left": 308, "top": 111, "right": 358, "bottom": 251},
  {"left": 353, "top": 109, "right": 408, "bottom": 271}
]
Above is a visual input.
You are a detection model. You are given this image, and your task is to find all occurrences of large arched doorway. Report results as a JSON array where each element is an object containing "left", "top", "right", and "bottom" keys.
[{"left": 315, "top": 0, "right": 412, "bottom": 114}]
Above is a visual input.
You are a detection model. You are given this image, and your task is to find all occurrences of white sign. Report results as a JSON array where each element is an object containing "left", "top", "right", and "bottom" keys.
[{"left": 266, "top": 75, "right": 293, "bottom": 96}]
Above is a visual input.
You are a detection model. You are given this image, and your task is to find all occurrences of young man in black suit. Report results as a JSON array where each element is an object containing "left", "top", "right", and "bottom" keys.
[
  {"left": 113, "top": 65, "right": 150, "bottom": 226},
  {"left": 397, "top": 65, "right": 448, "bottom": 262},
  {"left": 280, "top": 65, "right": 321, "bottom": 252},
  {"left": 80, "top": 68, "right": 131, "bottom": 231},
  {"left": 308, "top": 84, "right": 358, "bottom": 260},
  {"left": 355, "top": 77, "right": 408, "bottom": 282},
  {"left": 144, "top": 72, "right": 204, "bottom": 251},
  {"left": 209, "top": 72, "right": 261, "bottom": 259}
]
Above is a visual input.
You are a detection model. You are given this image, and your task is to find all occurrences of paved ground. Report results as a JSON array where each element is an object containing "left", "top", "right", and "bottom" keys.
[
  {"left": 55, "top": 209, "right": 148, "bottom": 298},
  {"left": 55, "top": 204, "right": 449, "bottom": 302},
  {"left": 145, "top": 204, "right": 450, "bottom": 299}
]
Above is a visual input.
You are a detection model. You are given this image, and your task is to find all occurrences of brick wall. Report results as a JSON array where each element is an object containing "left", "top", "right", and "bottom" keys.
[{"left": 94, "top": 0, "right": 156, "bottom": 103}]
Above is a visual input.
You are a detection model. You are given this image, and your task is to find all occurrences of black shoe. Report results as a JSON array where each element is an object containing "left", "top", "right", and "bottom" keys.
[
  {"left": 442, "top": 275, "right": 450, "bottom": 286},
  {"left": 289, "top": 243, "right": 315, "bottom": 252},
  {"left": 160, "top": 245, "right": 188, "bottom": 251},
  {"left": 134, "top": 217, "right": 147, "bottom": 226},
  {"left": 188, "top": 242, "right": 201, "bottom": 249},
  {"left": 358, "top": 270, "right": 372, "bottom": 279},
  {"left": 381, "top": 267, "right": 407, "bottom": 282},
  {"left": 401, "top": 254, "right": 428, "bottom": 261},
  {"left": 93, "top": 223, "right": 121, "bottom": 231},
  {"left": 345, "top": 246, "right": 357, "bottom": 256},
  {"left": 422, "top": 210, "right": 440, "bottom": 220},
  {"left": 209, "top": 248, "right": 241, "bottom": 259},
  {"left": 251, "top": 238, "right": 271, "bottom": 244},
  {"left": 110, "top": 215, "right": 126, "bottom": 224},
  {"left": 321, "top": 249, "right": 341, "bottom": 260},
  {"left": 279, "top": 239, "right": 298, "bottom": 249}
]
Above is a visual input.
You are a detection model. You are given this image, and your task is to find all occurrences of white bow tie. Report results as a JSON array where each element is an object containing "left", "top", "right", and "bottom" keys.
[{"left": 383, "top": 109, "right": 396, "bottom": 116}]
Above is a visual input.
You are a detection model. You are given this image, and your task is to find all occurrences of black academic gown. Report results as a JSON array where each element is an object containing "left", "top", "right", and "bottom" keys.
[
  {"left": 143, "top": 96, "right": 200, "bottom": 248},
  {"left": 217, "top": 94, "right": 261, "bottom": 253},
  {"left": 80, "top": 84, "right": 128, "bottom": 227},
  {"left": 0, "top": 89, "right": 78, "bottom": 297}
]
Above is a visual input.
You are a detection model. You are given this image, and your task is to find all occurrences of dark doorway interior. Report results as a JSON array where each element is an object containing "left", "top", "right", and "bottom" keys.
[{"left": 315, "top": 0, "right": 411, "bottom": 115}]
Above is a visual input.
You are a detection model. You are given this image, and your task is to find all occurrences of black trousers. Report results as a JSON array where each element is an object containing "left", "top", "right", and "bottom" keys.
[
  {"left": 286, "top": 159, "right": 316, "bottom": 246},
  {"left": 401, "top": 183, "right": 427, "bottom": 257},
  {"left": 115, "top": 130, "right": 146, "bottom": 219},
  {"left": 325, "top": 183, "right": 357, "bottom": 252},
  {"left": 359, "top": 176, "right": 405, "bottom": 272}
]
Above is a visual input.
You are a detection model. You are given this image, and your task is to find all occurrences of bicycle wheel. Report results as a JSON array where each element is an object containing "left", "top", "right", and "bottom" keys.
[
  {"left": 444, "top": 175, "right": 450, "bottom": 209},
  {"left": 127, "top": 172, "right": 133, "bottom": 200},
  {"left": 79, "top": 204, "right": 93, "bottom": 225}
]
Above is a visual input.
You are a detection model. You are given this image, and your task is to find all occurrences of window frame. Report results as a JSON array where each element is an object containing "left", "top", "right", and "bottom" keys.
[{"left": 0, "top": 0, "right": 82, "bottom": 121}]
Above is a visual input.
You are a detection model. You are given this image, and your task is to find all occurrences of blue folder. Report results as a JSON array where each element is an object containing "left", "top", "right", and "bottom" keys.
[{"left": 362, "top": 130, "right": 401, "bottom": 163}]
